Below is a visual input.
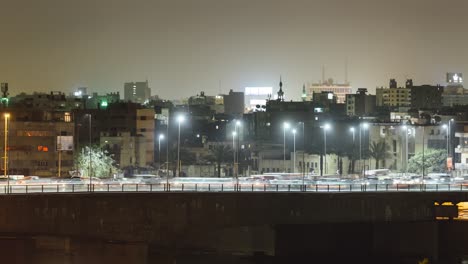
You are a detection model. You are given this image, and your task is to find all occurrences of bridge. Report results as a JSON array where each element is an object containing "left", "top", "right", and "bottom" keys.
[{"left": 0, "top": 191, "right": 467, "bottom": 263}]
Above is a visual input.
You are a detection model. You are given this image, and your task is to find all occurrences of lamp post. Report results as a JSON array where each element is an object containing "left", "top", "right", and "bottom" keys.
[
  {"left": 165, "top": 116, "right": 170, "bottom": 189},
  {"left": 283, "top": 122, "right": 290, "bottom": 173},
  {"left": 350, "top": 127, "right": 355, "bottom": 174},
  {"left": 322, "top": 123, "right": 331, "bottom": 175},
  {"left": 292, "top": 129, "right": 297, "bottom": 173},
  {"left": 87, "top": 114, "right": 92, "bottom": 191},
  {"left": 232, "top": 131, "right": 236, "bottom": 177},
  {"left": 4, "top": 113, "right": 9, "bottom": 194},
  {"left": 177, "top": 115, "right": 184, "bottom": 177},
  {"left": 158, "top": 134, "right": 164, "bottom": 170},
  {"left": 448, "top": 118, "right": 454, "bottom": 161},
  {"left": 299, "top": 122, "right": 305, "bottom": 184},
  {"left": 443, "top": 123, "right": 451, "bottom": 172},
  {"left": 350, "top": 127, "right": 355, "bottom": 143},
  {"left": 401, "top": 125, "right": 409, "bottom": 176},
  {"left": 235, "top": 120, "right": 241, "bottom": 177},
  {"left": 359, "top": 123, "right": 369, "bottom": 177}
]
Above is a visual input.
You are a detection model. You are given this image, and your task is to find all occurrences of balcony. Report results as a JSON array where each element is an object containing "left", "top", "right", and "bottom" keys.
[{"left": 455, "top": 146, "right": 468, "bottom": 154}]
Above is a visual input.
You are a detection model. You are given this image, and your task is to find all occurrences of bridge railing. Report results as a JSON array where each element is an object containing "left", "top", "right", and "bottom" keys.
[{"left": 0, "top": 183, "right": 468, "bottom": 194}]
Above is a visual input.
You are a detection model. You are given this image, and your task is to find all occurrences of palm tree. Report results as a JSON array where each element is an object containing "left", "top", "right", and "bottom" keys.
[
  {"left": 207, "top": 144, "right": 233, "bottom": 178},
  {"left": 368, "top": 140, "right": 391, "bottom": 169}
]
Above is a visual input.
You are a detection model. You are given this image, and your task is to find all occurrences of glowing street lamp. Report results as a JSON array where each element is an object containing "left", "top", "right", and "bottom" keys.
[
  {"left": 322, "top": 123, "right": 331, "bottom": 175},
  {"left": 177, "top": 114, "right": 185, "bottom": 177},
  {"left": 359, "top": 122, "right": 369, "bottom": 176},
  {"left": 283, "top": 122, "right": 290, "bottom": 172},
  {"left": 232, "top": 131, "right": 236, "bottom": 177},
  {"left": 234, "top": 120, "right": 242, "bottom": 177},
  {"left": 4, "top": 113, "right": 9, "bottom": 193}
]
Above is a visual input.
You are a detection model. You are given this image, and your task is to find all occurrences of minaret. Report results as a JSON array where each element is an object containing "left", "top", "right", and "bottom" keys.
[{"left": 277, "top": 76, "right": 284, "bottom": 101}]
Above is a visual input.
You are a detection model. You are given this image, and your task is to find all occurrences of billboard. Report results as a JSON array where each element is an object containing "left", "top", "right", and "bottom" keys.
[
  {"left": 57, "top": 136, "right": 73, "bottom": 151},
  {"left": 447, "top": 73, "right": 463, "bottom": 83}
]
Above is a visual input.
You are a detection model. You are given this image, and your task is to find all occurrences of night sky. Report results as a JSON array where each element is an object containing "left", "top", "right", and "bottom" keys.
[{"left": 1, "top": 0, "right": 467, "bottom": 99}]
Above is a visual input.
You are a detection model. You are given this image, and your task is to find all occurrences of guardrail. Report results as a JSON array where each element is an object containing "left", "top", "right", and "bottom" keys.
[{"left": 0, "top": 183, "right": 468, "bottom": 194}]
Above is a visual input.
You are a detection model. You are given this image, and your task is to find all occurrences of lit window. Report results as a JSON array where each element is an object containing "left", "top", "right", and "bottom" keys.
[
  {"left": 64, "top": 112, "right": 71, "bottom": 122},
  {"left": 37, "top": 146, "right": 49, "bottom": 152}
]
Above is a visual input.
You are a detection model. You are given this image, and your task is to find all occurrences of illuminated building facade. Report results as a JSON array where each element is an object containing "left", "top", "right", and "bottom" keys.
[
  {"left": 376, "top": 79, "right": 412, "bottom": 108},
  {"left": 0, "top": 110, "right": 74, "bottom": 177},
  {"left": 306, "top": 78, "right": 352, "bottom": 104},
  {"left": 244, "top": 87, "right": 273, "bottom": 112},
  {"left": 124, "top": 81, "right": 151, "bottom": 104}
]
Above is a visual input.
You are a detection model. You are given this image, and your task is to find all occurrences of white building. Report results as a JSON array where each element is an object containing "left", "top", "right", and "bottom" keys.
[
  {"left": 244, "top": 87, "right": 273, "bottom": 112},
  {"left": 306, "top": 78, "right": 352, "bottom": 104}
]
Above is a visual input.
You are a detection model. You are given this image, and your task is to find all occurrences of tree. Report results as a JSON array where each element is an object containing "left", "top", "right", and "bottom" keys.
[
  {"left": 206, "top": 144, "right": 233, "bottom": 178},
  {"left": 407, "top": 148, "right": 446, "bottom": 175},
  {"left": 345, "top": 147, "right": 360, "bottom": 174},
  {"left": 166, "top": 144, "right": 197, "bottom": 177},
  {"left": 75, "top": 146, "right": 118, "bottom": 178},
  {"left": 368, "top": 140, "right": 391, "bottom": 169}
]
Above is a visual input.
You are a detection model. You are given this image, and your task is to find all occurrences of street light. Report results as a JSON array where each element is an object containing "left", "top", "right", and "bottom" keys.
[
  {"left": 322, "top": 123, "right": 331, "bottom": 175},
  {"left": 448, "top": 118, "right": 454, "bottom": 160},
  {"left": 443, "top": 124, "right": 450, "bottom": 171},
  {"left": 86, "top": 114, "right": 92, "bottom": 191},
  {"left": 349, "top": 127, "right": 355, "bottom": 143},
  {"left": 235, "top": 120, "right": 241, "bottom": 177},
  {"left": 401, "top": 125, "right": 409, "bottom": 176},
  {"left": 359, "top": 122, "right": 369, "bottom": 177},
  {"left": 177, "top": 114, "right": 185, "bottom": 177},
  {"left": 158, "top": 134, "right": 164, "bottom": 170},
  {"left": 299, "top": 122, "right": 305, "bottom": 186},
  {"left": 292, "top": 129, "right": 297, "bottom": 173},
  {"left": 232, "top": 131, "right": 236, "bottom": 177},
  {"left": 283, "top": 122, "right": 290, "bottom": 172},
  {"left": 4, "top": 113, "right": 9, "bottom": 193}
]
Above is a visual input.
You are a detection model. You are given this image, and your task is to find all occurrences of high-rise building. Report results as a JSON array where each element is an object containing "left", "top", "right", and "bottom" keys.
[
  {"left": 346, "top": 88, "right": 376, "bottom": 117},
  {"left": 376, "top": 79, "right": 411, "bottom": 108},
  {"left": 411, "top": 84, "right": 443, "bottom": 109},
  {"left": 244, "top": 87, "right": 272, "bottom": 112},
  {"left": 306, "top": 78, "right": 352, "bottom": 104},
  {"left": 442, "top": 72, "right": 468, "bottom": 107},
  {"left": 224, "top": 89, "right": 244, "bottom": 116},
  {"left": 124, "top": 81, "right": 151, "bottom": 104}
]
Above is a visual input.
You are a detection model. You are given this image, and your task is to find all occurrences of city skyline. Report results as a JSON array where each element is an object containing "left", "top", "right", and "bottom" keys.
[{"left": 1, "top": 0, "right": 468, "bottom": 99}]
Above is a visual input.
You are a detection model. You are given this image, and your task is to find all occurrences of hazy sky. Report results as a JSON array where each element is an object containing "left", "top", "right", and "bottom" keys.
[{"left": 1, "top": 0, "right": 468, "bottom": 99}]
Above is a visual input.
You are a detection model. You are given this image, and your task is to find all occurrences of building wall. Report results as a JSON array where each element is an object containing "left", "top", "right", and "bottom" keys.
[
  {"left": 375, "top": 87, "right": 411, "bottom": 108},
  {"left": 411, "top": 85, "right": 443, "bottom": 109},
  {"left": 307, "top": 79, "right": 352, "bottom": 104},
  {"left": 346, "top": 93, "right": 376, "bottom": 117},
  {"left": 368, "top": 124, "right": 447, "bottom": 172},
  {"left": 101, "top": 132, "right": 147, "bottom": 168},
  {"left": 3, "top": 120, "right": 74, "bottom": 177},
  {"left": 258, "top": 152, "right": 348, "bottom": 176},
  {"left": 224, "top": 90, "right": 244, "bottom": 116},
  {"left": 124, "top": 81, "right": 151, "bottom": 104},
  {"left": 136, "top": 109, "right": 155, "bottom": 166}
]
